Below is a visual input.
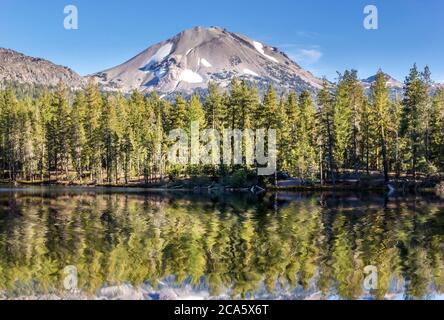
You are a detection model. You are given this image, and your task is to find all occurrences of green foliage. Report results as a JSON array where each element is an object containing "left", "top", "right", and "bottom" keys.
[
  {"left": 371, "top": 71, "right": 391, "bottom": 182},
  {"left": 0, "top": 192, "right": 442, "bottom": 299},
  {"left": 399, "top": 64, "right": 430, "bottom": 178},
  {"left": 0, "top": 67, "right": 443, "bottom": 184},
  {"left": 318, "top": 79, "right": 336, "bottom": 182},
  {"left": 221, "top": 169, "right": 256, "bottom": 187}
]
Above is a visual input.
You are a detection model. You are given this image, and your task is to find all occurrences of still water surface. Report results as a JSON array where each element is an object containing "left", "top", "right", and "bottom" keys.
[{"left": 0, "top": 187, "right": 443, "bottom": 300}]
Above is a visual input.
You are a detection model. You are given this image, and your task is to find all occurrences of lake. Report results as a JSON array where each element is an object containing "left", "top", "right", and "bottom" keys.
[{"left": 0, "top": 187, "right": 443, "bottom": 300}]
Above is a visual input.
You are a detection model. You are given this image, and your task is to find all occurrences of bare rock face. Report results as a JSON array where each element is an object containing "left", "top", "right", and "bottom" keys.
[
  {"left": 0, "top": 48, "right": 84, "bottom": 89},
  {"left": 90, "top": 26, "right": 324, "bottom": 96}
]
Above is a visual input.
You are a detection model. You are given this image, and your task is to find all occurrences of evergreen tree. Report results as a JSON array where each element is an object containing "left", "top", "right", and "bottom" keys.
[
  {"left": 0, "top": 89, "right": 17, "bottom": 180},
  {"left": 84, "top": 80, "right": 103, "bottom": 181},
  {"left": 333, "top": 70, "right": 364, "bottom": 172},
  {"left": 422, "top": 66, "right": 434, "bottom": 162},
  {"left": 186, "top": 94, "right": 206, "bottom": 129},
  {"left": 318, "top": 79, "right": 336, "bottom": 184},
  {"left": 54, "top": 83, "right": 71, "bottom": 179},
  {"left": 371, "top": 71, "right": 391, "bottom": 183},
  {"left": 227, "top": 78, "right": 242, "bottom": 130},
  {"left": 400, "top": 64, "right": 428, "bottom": 178},
  {"left": 170, "top": 96, "right": 187, "bottom": 130},
  {"left": 360, "top": 95, "right": 372, "bottom": 175},
  {"left": 260, "top": 84, "right": 279, "bottom": 130},
  {"left": 204, "top": 82, "right": 225, "bottom": 131},
  {"left": 35, "top": 90, "right": 52, "bottom": 180},
  {"left": 333, "top": 72, "right": 353, "bottom": 169},
  {"left": 430, "top": 88, "right": 444, "bottom": 170},
  {"left": 69, "top": 91, "right": 87, "bottom": 182},
  {"left": 280, "top": 92, "right": 299, "bottom": 174},
  {"left": 388, "top": 95, "right": 403, "bottom": 179},
  {"left": 98, "top": 95, "right": 120, "bottom": 183},
  {"left": 294, "top": 91, "right": 318, "bottom": 179}
]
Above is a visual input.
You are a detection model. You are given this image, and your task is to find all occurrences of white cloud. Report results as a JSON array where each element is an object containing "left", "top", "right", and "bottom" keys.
[{"left": 290, "top": 49, "right": 323, "bottom": 65}]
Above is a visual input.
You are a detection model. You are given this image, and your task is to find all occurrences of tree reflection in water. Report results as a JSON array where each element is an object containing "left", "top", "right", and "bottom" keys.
[{"left": 0, "top": 189, "right": 443, "bottom": 300}]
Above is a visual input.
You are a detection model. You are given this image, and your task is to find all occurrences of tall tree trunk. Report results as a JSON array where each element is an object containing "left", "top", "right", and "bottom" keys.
[
  {"left": 380, "top": 129, "right": 389, "bottom": 183},
  {"left": 326, "top": 118, "right": 335, "bottom": 185}
]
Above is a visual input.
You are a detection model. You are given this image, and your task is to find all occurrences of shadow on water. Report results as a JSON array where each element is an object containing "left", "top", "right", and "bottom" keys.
[{"left": 0, "top": 186, "right": 443, "bottom": 300}]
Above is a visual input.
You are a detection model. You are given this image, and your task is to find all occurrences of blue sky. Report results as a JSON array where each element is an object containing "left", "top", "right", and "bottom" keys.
[{"left": 1, "top": 0, "right": 443, "bottom": 82}]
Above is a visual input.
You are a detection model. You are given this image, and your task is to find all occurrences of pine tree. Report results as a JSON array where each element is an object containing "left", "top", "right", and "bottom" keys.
[
  {"left": 400, "top": 64, "right": 428, "bottom": 178},
  {"left": 388, "top": 95, "right": 403, "bottom": 179},
  {"left": 84, "top": 80, "right": 103, "bottom": 181},
  {"left": 204, "top": 82, "right": 225, "bottom": 131},
  {"left": 422, "top": 66, "right": 434, "bottom": 162},
  {"left": 128, "top": 90, "right": 149, "bottom": 179},
  {"left": 318, "top": 79, "right": 336, "bottom": 184},
  {"left": 260, "top": 84, "right": 279, "bottom": 129},
  {"left": 51, "top": 83, "right": 70, "bottom": 180},
  {"left": 371, "top": 71, "right": 391, "bottom": 183},
  {"left": 17, "top": 96, "right": 36, "bottom": 180},
  {"left": 360, "top": 95, "right": 372, "bottom": 175},
  {"left": 280, "top": 92, "right": 299, "bottom": 174},
  {"left": 69, "top": 91, "right": 87, "bottom": 182},
  {"left": 430, "top": 88, "right": 444, "bottom": 170},
  {"left": 243, "top": 83, "right": 260, "bottom": 130},
  {"left": 295, "top": 91, "right": 318, "bottom": 179},
  {"left": 28, "top": 94, "right": 46, "bottom": 181},
  {"left": 238, "top": 80, "right": 256, "bottom": 130},
  {"left": 170, "top": 96, "right": 187, "bottom": 130},
  {"left": 333, "top": 70, "right": 364, "bottom": 172},
  {"left": 186, "top": 94, "right": 206, "bottom": 129},
  {"left": 1, "top": 89, "right": 19, "bottom": 180},
  {"left": 334, "top": 72, "right": 353, "bottom": 169},
  {"left": 36, "top": 90, "right": 52, "bottom": 180},
  {"left": 227, "top": 78, "right": 242, "bottom": 130},
  {"left": 116, "top": 95, "right": 133, "bottom": 184},
  {"left": 98, "top": 95, "right": 118, "bottom": 183}
]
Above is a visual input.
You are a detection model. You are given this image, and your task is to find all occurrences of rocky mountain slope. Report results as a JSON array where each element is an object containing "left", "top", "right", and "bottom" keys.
[
  {"left": 0, "top": 48, "right": 84, "bottom": 89},
  {"left": 1, "top": 31, "right": 442, "bottom": 98},
  {"left": 90, "top": 26, "right": 324, "bottom": 96},
  {"left": 361, "top": 73, "right": 404, "bottom": 97},
  {"left": 361, "top": 73, "right": 404, "bottom": 90},
  {"left": 361, "top": 72, "right": 443, "bottom": 97}
]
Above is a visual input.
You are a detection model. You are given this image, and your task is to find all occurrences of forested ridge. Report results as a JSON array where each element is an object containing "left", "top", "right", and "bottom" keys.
[{"left": 0, "top": 65, "right": 443, "bottom": 187}]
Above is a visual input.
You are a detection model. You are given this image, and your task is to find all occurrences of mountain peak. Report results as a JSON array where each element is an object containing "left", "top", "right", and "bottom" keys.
[
  {"left": 91, "top": 27, "right": 323, "bottom": 96},
  {"left": 0, "top": 48, "right": 84, "bottom": 88},
  {"left": 362, "top": 72, "right": 403, "bottom": 89}
]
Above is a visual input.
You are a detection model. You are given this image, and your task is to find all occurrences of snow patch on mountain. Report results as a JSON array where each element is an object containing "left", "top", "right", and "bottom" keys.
[
  {"left": 179, "top": 69, "right": 203, "bottom": 83},
  {"left": 253, "top": 41, "right": 279, "bottom": 63},
  {"left": 142, "top": 43, "right": 173, "bottom": 71},
  {"left": 243, "top": 68, "right": 259, "bottom": 77},
  {"left": 200, "top": 58, "right": 212, "bottom": 68}
]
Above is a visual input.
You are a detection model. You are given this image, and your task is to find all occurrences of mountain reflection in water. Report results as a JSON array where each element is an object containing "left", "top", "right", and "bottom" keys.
[{"left": 0, "top": 188, "right": 443, "bottom": 300}]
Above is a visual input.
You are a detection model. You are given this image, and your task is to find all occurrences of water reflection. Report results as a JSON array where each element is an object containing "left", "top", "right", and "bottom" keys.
[{"left": 0, "top": 189, "right": 443, "bottom": 300}]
